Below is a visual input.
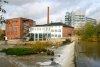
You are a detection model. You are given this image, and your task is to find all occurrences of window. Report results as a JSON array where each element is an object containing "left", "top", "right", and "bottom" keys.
[
  {"left": 51, "top": 34, "right": 54, "bottom": 37},
  {"left": 55, "top": 34, "right": 57, "bottom": 37},
  {"left": 48, "top": 34, "right": 51, "bottom": 37},
  {"left": 58, "top": 29, "right": 61, "bottom": 32},
  {"left": 39, "top": 33, "right": 42, "bottom": 38},
  {"left": 55, "top": 30, "right": 57, "bottom": 32},
  {"left": 35, "top": 34, "right": 38, "bottom": 38},
  {"left": 58, "top": 34, "right": 61, "bottom": 37}
]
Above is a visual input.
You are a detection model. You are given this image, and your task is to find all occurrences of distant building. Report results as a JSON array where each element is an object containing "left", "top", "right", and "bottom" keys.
[
  {"left": 65, "top": 12, "right": 71, "bottom": 26},
  {"left": 6, "top": 17, "right": 35, "bottom": 40},
  {"left": 86, "top": 17, "right": 96, "bottom": 24},
  {"left": 29, "top": 22, "right": 74, "bottom": 41},
  {"left": 65, "top": 10, "right": 96, "bottom": 28},
  {"left": 71, "top": 10, "right": 86, "bottom": 28}
]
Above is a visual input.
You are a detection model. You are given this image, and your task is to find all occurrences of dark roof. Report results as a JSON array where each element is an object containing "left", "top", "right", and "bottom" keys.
[{"left": 35, "top": 22, "right": 74, "bottom": 28}]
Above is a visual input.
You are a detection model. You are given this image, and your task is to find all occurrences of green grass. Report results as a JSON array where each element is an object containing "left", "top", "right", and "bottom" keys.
[{"left": 1, "top": 48, "right": 47, "bottom": 56}]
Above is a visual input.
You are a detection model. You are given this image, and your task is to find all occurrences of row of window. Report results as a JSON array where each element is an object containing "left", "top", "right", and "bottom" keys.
[
  {"left": 51, "top": 34, "right": 61, "bottom": 37},
  {"left": 31, "top": 27, "right": 50, "bottom": 31},
  {"left": 30, "top": 28, "right": 61, "bottom": 32},
  {"left": 51, "top": 29, "right": 61, "bottom": 32},
  {"left": 31, "top": 26, "right": 62, "bottom": 31},
  {"left": 30, "top": 33, "right": 61, "bottom": 38}
]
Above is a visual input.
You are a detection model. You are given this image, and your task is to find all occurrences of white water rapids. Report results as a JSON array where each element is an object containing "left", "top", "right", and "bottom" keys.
[{"left": 38, "top": 42, "right": 75, "bottom": 67}]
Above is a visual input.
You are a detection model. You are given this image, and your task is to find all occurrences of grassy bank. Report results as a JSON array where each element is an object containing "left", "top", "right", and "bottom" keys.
[{"left": 0, "top": 42, "right": 54, "bottom": 56}]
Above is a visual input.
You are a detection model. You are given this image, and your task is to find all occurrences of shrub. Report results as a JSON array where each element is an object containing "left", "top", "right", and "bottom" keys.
[{"left": 1, "top": 48, "right": 37, "bottom": 56}]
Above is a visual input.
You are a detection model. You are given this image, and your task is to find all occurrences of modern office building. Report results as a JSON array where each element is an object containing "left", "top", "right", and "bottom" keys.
[
  {"left": 6, "top": 17, "right": 35, "bottom": 40},
  {"left": 86, "top": 17, "right": 96, "bottom": 24},
  {"left": 65, "top": 12, "right": 71, "bottom": 26},
  {"left": 29, "top": 22, "right": 74, "bottom": 41},
  {"left": 65, "top": 10, "right": 96, "bottom": 28}
]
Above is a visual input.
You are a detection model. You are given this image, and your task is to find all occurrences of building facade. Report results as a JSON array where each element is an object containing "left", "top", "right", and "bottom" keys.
[
  {"left": 65, "top": 12, "right": 71, "bottom": 26},
  {"left": 86, "top": 17, "right": 96, "bottom": 24},
  {"left": 6, "top": 17, "right": 35, "bottom": 40},
  {"left": 65, "top": 10, "right": 96, "bottom": 28},
  {"left": 29, "top": 23, "right": 74, "bottom": 41}
]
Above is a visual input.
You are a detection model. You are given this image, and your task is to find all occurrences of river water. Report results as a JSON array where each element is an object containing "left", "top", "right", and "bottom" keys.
[
  {"left": 1, "top": 41, "right": 99, "bottom": 67},
  {"left": 0, "top": 42, "right": 75, "bottom": 67},
  {"left": 75, "top": 41, "right": 100, "bottom": 67}
]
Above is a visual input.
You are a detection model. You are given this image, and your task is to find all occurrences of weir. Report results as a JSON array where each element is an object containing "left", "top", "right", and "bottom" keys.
[{"left": 37, "top": 42, "right": 75, "bottom": 67}]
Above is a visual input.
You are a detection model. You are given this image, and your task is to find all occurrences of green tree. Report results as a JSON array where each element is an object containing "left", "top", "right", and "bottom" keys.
[
  {"left": 82, "top": 22, "right": 95, "bottom": 39},
  {"left": 95, "top": 23, "right": 100, "bottom": 40}
]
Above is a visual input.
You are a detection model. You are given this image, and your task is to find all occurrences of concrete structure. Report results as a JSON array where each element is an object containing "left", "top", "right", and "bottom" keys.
[
  {"left": 6, "top": 17, "right": 35, "bottom": 40},
  {"left": 29, "top": 22, "right": 74, "bottom": 41}
]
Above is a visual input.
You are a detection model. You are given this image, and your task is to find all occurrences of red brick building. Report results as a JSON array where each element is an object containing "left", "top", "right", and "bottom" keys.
[{"left": 6, "top": 17, "right": 35, "bottom": 40}]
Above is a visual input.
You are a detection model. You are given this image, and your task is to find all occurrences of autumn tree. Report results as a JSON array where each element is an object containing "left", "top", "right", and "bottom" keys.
[
  {"left": 81, "top": 22, "right": 95, "bottom": 39},
  {"left": 95, "top": 23, "right": 100, "bottom": 40},
  {"left": 0, "top": 28, "right": 5, "bottom": 40}
]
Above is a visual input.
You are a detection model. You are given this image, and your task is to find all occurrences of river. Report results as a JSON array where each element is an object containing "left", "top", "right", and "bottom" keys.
[
  {"left": 75, "top": 41, "right": 100, "bottom": 67},
  {"left": 0, "top": 42, "right": 75, "bottom": 67}
]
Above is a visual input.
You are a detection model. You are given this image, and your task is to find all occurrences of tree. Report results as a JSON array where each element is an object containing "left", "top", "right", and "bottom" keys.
[
  {"left": 82, "top": 22, "right": 95, "bottom": 39},
  {"left": 95, "top": 23, "right": 100, "bottom": 40},
  {"left": 0, "top": 0, "right": 8, "bottom": 24},
  {"left": 0, "top": 28, "right": 5, "bottom": 40}
]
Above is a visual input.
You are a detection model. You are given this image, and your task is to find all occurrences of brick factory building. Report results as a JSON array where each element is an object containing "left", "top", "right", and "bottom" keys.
[{"left": 6, "top": 17, "right": 35, "bottom": 40}]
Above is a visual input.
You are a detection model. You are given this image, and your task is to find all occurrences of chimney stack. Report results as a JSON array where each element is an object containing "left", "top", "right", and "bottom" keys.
[{"left": 47, "top": 6, "right": 50, "bottom": 24}]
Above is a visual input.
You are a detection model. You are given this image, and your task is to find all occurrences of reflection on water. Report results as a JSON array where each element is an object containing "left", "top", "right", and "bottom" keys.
[
  {"left": 76, "top": 41, "right": 100, "bottom": 67},
  {"left": 80, "top": 41, "right": 100, "bottom": 59}
]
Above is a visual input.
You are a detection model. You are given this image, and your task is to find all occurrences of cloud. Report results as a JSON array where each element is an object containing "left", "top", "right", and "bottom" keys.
[{"left": 2, "top": 0, "right": 100, "bottom": 25}]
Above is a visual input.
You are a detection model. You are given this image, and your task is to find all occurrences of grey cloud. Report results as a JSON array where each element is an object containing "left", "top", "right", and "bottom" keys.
[
  {"left": 6, "top": 0, "right": 39, "bottom": 5},
  {"left": 4, "top": 0, "right": 100, "bottom": 24}
]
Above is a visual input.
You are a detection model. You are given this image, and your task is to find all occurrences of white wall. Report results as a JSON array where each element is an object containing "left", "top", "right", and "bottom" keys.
[{"left": 29, "top": 25, "right": 63, "bottom": 39}]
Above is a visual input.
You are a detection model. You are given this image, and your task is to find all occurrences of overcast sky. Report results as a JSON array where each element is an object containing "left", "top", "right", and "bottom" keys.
[{"left": 2, "top": 0, "right": 100, "bottom": 24}]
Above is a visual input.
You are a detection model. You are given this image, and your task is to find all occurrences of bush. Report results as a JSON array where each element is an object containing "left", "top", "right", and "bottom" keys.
[
  {"left": 1, "top": 48, "right": 38, "bottom": 56},
  {"left": 2, "top": 41, "right": 51, "bottom": 56}
]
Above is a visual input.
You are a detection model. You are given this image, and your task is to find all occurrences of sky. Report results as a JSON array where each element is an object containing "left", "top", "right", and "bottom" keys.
[{"left": 2, "top": 0, "right": 100, "bottom": 24}]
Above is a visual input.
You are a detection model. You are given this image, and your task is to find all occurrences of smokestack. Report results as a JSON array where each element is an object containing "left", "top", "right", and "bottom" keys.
[{"left": 47, "top": 6, "right": 50, "bottom": 24}]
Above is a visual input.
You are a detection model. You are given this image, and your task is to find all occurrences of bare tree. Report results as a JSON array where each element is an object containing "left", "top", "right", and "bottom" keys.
[{"left": 0, "top": 0, "right": 8, "bottom": 24}]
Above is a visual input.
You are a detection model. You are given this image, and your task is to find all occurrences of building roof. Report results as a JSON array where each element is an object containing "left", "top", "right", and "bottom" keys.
[
  {"left": 6, "top": 17, "right": 33, "bottom": 21},
  {"left": 36, "top": 22, "right": 74, "bottom": 28}
]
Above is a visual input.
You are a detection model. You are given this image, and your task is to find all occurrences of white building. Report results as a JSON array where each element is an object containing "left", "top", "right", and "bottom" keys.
[
  {"left": 65, "top": 10, "right": 96, "bottom": 28},
  {"left": 29, "top": 23, "right": 74, "bottom": 41}
]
